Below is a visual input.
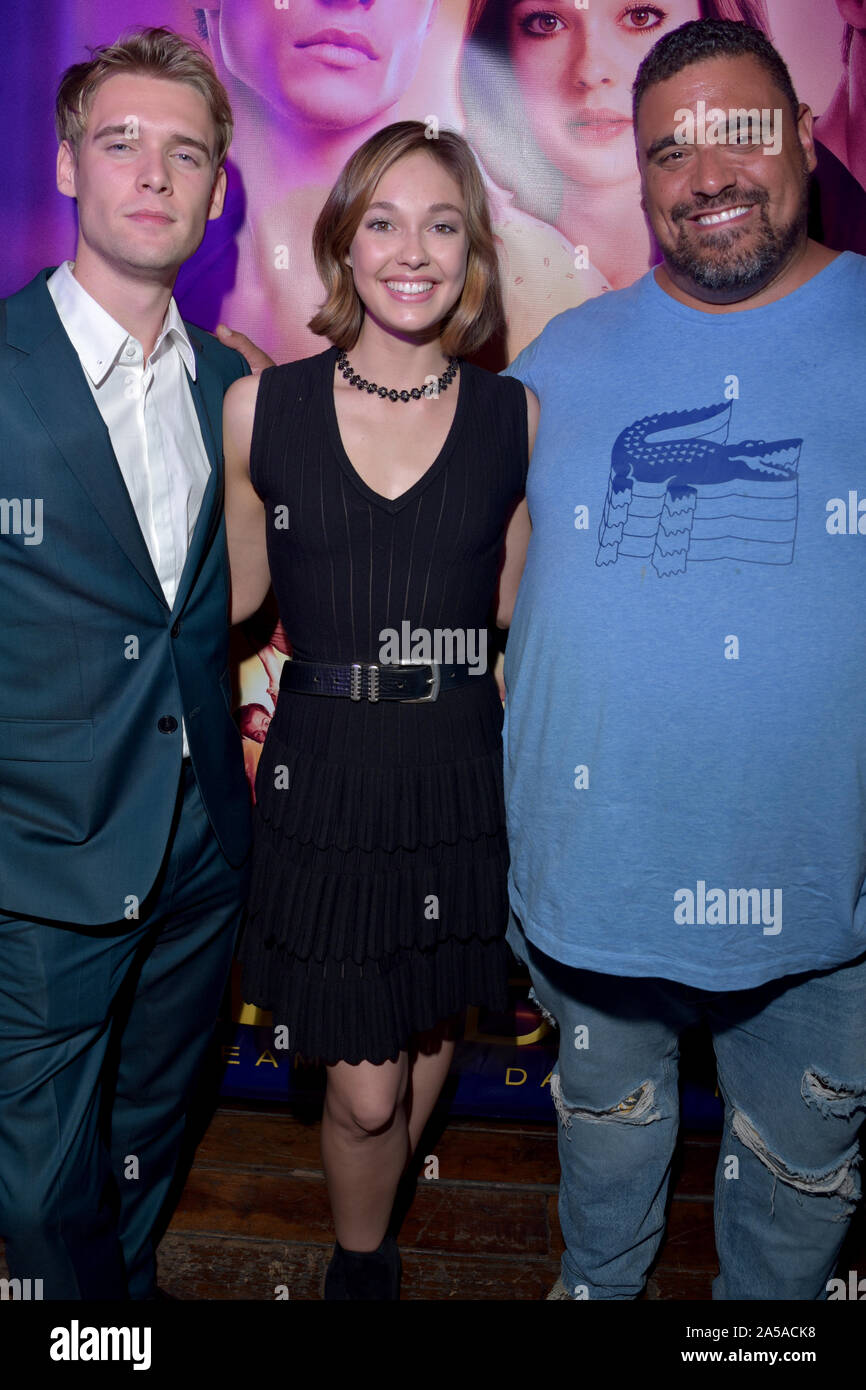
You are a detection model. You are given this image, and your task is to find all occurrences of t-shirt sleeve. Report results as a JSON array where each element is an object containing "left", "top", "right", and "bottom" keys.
[
  {"left": 506, "top": 373, "right": 530, "bottom": 492},
  {"left": 499, "top": 326, "right": 545, "bottom": 396}
]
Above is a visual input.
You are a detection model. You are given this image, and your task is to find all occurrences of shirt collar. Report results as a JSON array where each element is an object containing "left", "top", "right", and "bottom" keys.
[
  {"left": 46, "top": 260, "right": 197, "bottom": 386},
  {"left": 154, "top": 296, "right": 197, "bottom": 380}
]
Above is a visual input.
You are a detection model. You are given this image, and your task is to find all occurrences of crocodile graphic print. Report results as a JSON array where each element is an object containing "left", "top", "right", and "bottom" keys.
[{"left": 596, "top": 401, "right": 802, "bottom": 576}]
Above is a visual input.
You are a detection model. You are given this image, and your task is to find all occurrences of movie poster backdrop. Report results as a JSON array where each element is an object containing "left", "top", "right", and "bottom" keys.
[{"left": 3, "top": 1, "right": 861, "bottom": 1117}]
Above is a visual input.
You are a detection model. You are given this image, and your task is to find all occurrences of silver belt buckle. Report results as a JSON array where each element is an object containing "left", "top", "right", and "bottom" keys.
[
  {"left": 404, "top": 661, "right": 440, "bottom": 703},
  {"left": 350, "top": 662, "right": 380, "bottom": 701}
]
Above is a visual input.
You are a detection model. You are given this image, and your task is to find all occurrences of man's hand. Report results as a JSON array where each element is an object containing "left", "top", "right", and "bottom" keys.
[{"left": 216, "top": 324, "right": 275, "bottom": 375}]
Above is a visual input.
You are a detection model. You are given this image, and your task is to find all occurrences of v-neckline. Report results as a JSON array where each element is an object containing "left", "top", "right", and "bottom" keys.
[{"left": 323, "top": 344, "right": 468, "bottom": 513}]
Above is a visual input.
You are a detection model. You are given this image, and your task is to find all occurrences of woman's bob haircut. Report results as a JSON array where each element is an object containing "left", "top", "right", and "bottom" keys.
[{"left": 309, "top": 121, "right": 504, "bottom": 358}]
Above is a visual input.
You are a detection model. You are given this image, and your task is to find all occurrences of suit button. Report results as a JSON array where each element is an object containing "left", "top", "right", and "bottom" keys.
[
  {"left": 158, "top": 715, "right": 178, "bottom": 734},
  {"left": 171, "top": 620, "right": 181, "bottom": 638}
]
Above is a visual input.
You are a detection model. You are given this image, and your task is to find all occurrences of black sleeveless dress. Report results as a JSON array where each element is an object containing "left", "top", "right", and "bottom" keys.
[{"left": 238, "top": 345, "right": 528, "bottom": 1065}]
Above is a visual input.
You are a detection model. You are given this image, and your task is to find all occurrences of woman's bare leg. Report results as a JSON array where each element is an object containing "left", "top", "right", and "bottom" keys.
[
  {"left": 406, "top": 1016, "right": 459, "bottom": 1154},
  {"left": 321, "top": 1015, "right": 460, "bottom": 1249},
  {"left": 321, "top": 1053, "right": 410, "bottom": 1251}
]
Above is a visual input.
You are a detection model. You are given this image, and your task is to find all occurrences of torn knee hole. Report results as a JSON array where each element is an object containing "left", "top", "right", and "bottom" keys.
[
  {"left": 527, "top": 986, "right": 558, "bottom": 1030},
  {"left": 731, "top": 1108, "right": 861, "bottom": 1203},
  {"left": 801, "top": 1068, "right": 866, "bottom": 1120},
  {"left": 550, "top": 1073, "right": 659, "bottom": 1133}
]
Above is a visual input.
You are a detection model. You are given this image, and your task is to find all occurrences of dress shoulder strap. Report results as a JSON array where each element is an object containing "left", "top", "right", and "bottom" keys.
[{"left": 249, "top": 349, "right": 334, "bottom": 497}]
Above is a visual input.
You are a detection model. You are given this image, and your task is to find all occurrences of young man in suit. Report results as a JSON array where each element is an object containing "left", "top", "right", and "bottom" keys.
[{"left": 0, "top": 27, "right": 268, "bottom": 1299}]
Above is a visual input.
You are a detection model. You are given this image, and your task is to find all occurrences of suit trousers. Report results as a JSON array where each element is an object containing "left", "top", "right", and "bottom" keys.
[{"left": 0, "top": 762, "right": 248, "bottom": 1299}]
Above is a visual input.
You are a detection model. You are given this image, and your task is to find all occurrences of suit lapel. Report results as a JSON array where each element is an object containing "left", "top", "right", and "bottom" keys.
[
  {"left": 8, "top": 273, "right": 230, "bottom": 620},
  {"left": 170, "top": 339, "right": 225, "bottom": 617},
  {"left": 8, "top": 272, "right": 167, "bottom": 607}
]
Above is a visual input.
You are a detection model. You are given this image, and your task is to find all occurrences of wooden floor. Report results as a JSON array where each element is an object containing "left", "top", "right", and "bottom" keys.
[
  {"left": 2, "top": 1099, "right": 863, "bottom": 1300},
  {"left": 151, "top": 1099, "right": 866, "bottom": 1301}
]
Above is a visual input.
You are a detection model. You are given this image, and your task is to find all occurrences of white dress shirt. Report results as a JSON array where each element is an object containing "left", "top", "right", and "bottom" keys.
[{"left": 48, "top": 261, "right": 212, "bottom": 755}]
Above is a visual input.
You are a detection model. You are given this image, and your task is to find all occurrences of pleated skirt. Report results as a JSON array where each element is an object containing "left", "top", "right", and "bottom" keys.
[{"left": 238, "top": 674, "right": 510, "bottom": 1065}]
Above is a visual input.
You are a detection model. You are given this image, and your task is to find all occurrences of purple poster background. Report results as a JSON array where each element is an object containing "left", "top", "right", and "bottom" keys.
[{"left": 3, "top": 3, "right": 856, "bottom": 327}]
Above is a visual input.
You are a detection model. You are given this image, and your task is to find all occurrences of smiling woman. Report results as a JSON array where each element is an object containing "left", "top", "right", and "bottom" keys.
[
  {"left": 307, "top": 121, "right": 503, "bottom": 357},
  {"left": 222, "top": 120, "right": 538, "bottom": 1300},
  {"left": 460, "top": 0, "right": 771, "bottom": 288}
]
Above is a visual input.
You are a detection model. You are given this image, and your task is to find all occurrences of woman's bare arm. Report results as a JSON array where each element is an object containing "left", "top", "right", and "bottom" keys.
[
  {"left": 223, "top": 374, "right": 271, "bottom": 624},
  {"left": 495, "top": 385, "right": 539, "bottom": 629}
]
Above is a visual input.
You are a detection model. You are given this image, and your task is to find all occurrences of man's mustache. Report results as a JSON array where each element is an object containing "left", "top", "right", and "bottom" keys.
[{"left": 670, "top": 188, "right": 770, "bottom": 223}]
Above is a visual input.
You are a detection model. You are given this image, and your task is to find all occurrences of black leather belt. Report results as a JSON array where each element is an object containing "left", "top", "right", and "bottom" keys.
[{"left": 280, "top": 658, "right": 476, "bottom": 703}]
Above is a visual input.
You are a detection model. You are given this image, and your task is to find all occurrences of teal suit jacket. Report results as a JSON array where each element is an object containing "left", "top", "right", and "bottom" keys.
[{"left": 0, "top": 269, "right": 252, "bottom": 924}]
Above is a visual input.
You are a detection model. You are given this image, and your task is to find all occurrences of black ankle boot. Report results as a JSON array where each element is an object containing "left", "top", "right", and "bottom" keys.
[{"left": 323, "top": 1235, "right": 401, "bottom": 1300}]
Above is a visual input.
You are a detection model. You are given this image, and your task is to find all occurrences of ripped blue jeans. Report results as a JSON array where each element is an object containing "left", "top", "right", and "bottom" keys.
[{"left": 508, "top": 917, "right": 866, "bottom": 1300}]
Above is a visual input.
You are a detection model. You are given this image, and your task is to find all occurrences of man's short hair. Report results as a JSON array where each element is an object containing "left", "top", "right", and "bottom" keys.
[
  {"left": 55, "top": 26, "right": 233, "bottom": 168},
  {"left": 632, "top": 19, "right": 800, "bottom": 128}
]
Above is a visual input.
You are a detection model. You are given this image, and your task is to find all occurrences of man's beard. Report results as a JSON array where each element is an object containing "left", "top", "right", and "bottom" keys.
[{"left": 660, "top": 174, "right": 810, "bottom": 293}]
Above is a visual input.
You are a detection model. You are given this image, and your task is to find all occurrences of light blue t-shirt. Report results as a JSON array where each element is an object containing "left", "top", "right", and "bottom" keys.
[{"left": 501, "top": 253, "right": 866, "bottom": 989}]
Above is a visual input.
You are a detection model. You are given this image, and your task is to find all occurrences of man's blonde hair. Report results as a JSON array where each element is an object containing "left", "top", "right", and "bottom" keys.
[{"left": 55, "top": 26, "right": 233, "bottom": 167}]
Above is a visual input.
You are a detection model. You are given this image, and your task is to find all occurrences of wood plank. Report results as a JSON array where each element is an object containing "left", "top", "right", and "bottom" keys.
[
  {"left": 646, "top": 1270, "right": 713, "bottom": 1300},
  {"left": 170, "top": 1167, "right": 335, "bottom": 1242},
  {"left": 193, "top": 1109, "right": 323, "bottom": 1173},
  {"left": 195, "top": 1106, "right": 561, "bottom": 1186},
  {"left": 673, "top": 1135, "right": 721, "bottom": 1196},
  {"left": 170, "top": 1167, "right": 555, "bottom": 1256},
  {"left": 190, "top": 1106, "right": 718, "bottom": 1197},
  {"left": 652, "top": 1199, "right": 718, "bottom": 1273},
  {"left": 156, "top": 1233, "right": 561, "bottom": 1301},
  {"left": 0, "top": 1232, "right": 715, "bottom": 1301},
  {"left": 157, "top": 1232, "right": 330, "bottom": 1301}
]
